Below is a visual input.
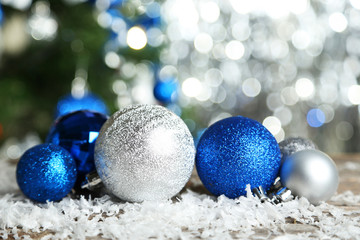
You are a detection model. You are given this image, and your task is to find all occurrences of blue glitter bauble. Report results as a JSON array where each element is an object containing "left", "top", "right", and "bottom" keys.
[
  {"left": 153, "top": 79, "right": 178, "bottom": 103},
  {"left": 196, "top": 116, "right": 281, "bottom": 199},
  {"left": 16, "top": 144, "right": 77, "bottom": 203},
  {"left": 46, "top": 110, "right": 108, "bottom": 184},
  {"left": 55, "top": 93, "right": 109, "bottom": 119}
]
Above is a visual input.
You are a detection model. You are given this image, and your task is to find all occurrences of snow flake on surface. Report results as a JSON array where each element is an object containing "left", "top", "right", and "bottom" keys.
[{"left": 1, "top": 156, "right": 360, "bottom": 239}]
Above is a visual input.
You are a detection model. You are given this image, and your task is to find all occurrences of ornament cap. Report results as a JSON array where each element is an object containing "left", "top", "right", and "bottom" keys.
[
  {"left": 252, "top": 186, "right": 271, "bottom": 203},
  {"left": 253, "top": 177, "right": 294, "bottom": 204},
  {"left": 82, "top": 171, "right": 103, "bottom": 190}
]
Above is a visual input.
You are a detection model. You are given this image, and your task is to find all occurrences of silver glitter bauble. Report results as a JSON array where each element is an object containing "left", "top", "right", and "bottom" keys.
[
  {"left": 94, "top": 104, "right": 195, "bottom": 202},
  {"left": 279, "top": 137, "right": 317, "bottom": 164},
  {"left": 280, "top": 149, "right": 339, "bottom": 205}
]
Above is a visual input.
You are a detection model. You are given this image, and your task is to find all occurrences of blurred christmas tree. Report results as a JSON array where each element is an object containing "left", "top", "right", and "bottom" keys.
[
  {"left": 0, "top": 0, "right": 168, "bottom": 144},
  {"left": 0, "top": 1, "right": 109, "bottom": 142},
  {"left": 2, "top": 0, "right": 360, "bottom": 153}
]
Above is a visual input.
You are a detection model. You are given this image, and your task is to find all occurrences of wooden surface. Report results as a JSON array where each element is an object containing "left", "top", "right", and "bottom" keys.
[
  {"left": 330, "top": 154, "right": 360, "bottom": 194},
  {"left": 4, "top": 154, "right": 360, "bottom": 239}
]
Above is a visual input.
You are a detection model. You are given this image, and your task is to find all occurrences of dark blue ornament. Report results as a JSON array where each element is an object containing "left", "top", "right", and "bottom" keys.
[
  {"left": 55, "top": 93, "right": 109, "bottom": 119},
  {"left": 46, "top": 110, "right": 108, "bottom": 185},
  {"left": 16, "top": 144, "right": 77, "bottom": 203},
  {"left": 196, "top": 116, "right": 281, "bottom": 199},
  {"left": 153, "top": 78, "right": 178, "bottom": 103}
]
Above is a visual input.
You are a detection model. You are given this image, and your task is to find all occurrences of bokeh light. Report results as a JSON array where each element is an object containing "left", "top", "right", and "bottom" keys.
[
  {"left": 242, "top": 78, "right": 261, "bottom": 97},
  {"left": 182, "top": 77, "right": 202, "bottom": 98},
  {"left": 225, "top": 41, "right": 245, "bottom": 60},
  {"left": 329, "top": 12, "right": 348, "bottom": 33},
  {"left": 336, "top": 121, "right": 354, "bottom": 141},
  {"left": 307, "top": 109, "right": 325, "bottom": 128},
  {"left": 127, "top": 26, "right": 147, "bottom": 50},
  {"left": 2, "top": 0, "right": 32, "bottom": 10},
  {"left": 28, "top": 1, "right": 58, "bottom": 41},
  {"left": 263, "top": 116, "right": 282, "bottom": 136},
  {"left": 292, "top": 30, "right": 310, "bottom": 50},
  {"left": 105, "top": 51, "right": 121, "bottom": 69},
  {"left": 348, "top": 85, "right": 360, "bottom": 105},
  {"left": 295, "top": 78, "right": 314, "bottom": 99},
  {"left": 194, "top": 33, "right": 213, "bottom": 54},
  {"left": 350, "top": 0, "right": 360, "bottom": 9},
  {"left": 199, "top": 1, "right": 220, "bottom": 23}
]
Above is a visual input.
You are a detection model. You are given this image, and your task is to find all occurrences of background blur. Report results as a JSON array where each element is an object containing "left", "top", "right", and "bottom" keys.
[{"left": 1, "top": 0, "right": 360, "bottom": 157}]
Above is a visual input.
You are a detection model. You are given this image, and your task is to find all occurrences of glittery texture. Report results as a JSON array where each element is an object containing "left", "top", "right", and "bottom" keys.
[
  {"left": 196, "top": 116, "right": 281, "bottom": 199},
  {"left": 279, "top": 137, "right": 317, "bottom": 164},
  {"left": 46, "top": 110, "right": 108, "bottom": 185},
  {"left": 16, "top": 144, "right": 77, "bottom": 203},
  {"left": 280, "top": 149, "right": 339, "bottom": 205},
  {"left": 94, "top": 104, "right": 195, "bottom": 202}
]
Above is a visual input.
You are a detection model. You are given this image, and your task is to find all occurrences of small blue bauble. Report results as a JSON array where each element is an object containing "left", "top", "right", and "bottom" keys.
[
  {"left": 16, "top": 144, "right": 77, "bottom": 203},
  {"left": 46, "top": 110, "right": 108, "bottom": 183},
  {"left": 153, "top": 79, "right": 178, "bottom": 103},
  {"left": 55, "top": 93, "right": 109, "bottom": 119},
  {"left": 196, "top": 116, "right": 281, "bottom": 199}
]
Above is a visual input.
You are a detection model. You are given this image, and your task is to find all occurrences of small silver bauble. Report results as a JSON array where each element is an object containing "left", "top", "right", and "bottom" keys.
[
  {"left": 280, "top": 149, "right": 339, "bottom": 205},
  {"left": 279, "top": 137, "right": 317, "bottom": 163},
  {"left": 94, "top": 104, "right": 195, "bottom": 202}
]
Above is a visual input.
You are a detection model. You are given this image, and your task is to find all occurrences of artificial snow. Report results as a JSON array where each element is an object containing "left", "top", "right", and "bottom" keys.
[{"left": 1, "top": 156, "right": 360, "bottom": 239}]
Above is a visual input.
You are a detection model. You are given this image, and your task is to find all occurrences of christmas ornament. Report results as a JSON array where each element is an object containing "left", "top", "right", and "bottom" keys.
[
  {"left": 196, "top": 116, "right": 281, "bottom": 199},
  {"left": 46, "top": 110, "right": 108, "bottom": 185},
  {"left": 280, "top": 149, "right": 339, "bottom": 205},
  {"left": 153, "top": 78, "right": 178, "bottom": 103},
  {"left": 254, "top": 177, "right": 293, "bottom": 204},
  {"left": 55, "top": 93, "right": 109, "bottom": 119},
  {"left": 279, "top": 137, "right": 317, "bottom": 163},
  {"left": 94, "top": 104, "right": 195, "bottom": 202},
  {"left": 16, "top": 143, "right": 77, "bottom": 203}
]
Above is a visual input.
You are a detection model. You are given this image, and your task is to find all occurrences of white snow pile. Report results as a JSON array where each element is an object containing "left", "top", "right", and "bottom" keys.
[
  {"left": 1, "top": 157, "right": 360, "bottom": 239},
  {"left": 1, "top": 190, "right": 360, "bottom": 239}
]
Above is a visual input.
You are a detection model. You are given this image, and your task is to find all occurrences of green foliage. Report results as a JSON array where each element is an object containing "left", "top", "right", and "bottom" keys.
[{"left": 0, "top": 2, "right": 113, "bottom": 142}]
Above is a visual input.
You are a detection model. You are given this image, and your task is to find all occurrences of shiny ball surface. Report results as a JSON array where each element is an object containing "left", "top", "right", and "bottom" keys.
[
  {"left": 280, "top": 149, "right": 339, "bottom": 205},
  {"left": 46, "top": 110, "right": 108, "bottom": 183},
  {"left": 94, "top": 104, "right": 195, "bottom": 202},
  {"left": 153, "top": 79, "right": 178, "bottom": 103},
  {"left": 55, "top": 93, "right": 109, "bottom": 119},
  {"left": 16, "top": 144, "right": 77, "bottom": 203},
  {"left": 279, "top": 137, "right": 317, "bottom": 163},
  {"left": 196, "top": 116, "right": 281, "bottom": 199}
]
